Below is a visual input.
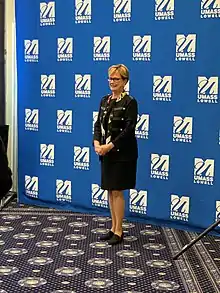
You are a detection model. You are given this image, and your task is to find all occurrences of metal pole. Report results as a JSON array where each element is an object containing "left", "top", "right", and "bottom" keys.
[
  {"left": 0, "top": 192, "right": 16, "bottom": 211},
  {"left": 173, "top": 219, "right": 220, "bottom": 260}
]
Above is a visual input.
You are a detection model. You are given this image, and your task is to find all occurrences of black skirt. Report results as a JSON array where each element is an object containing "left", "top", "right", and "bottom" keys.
[{"left": 101, "top": 156, "right": 137, "bottom": 191}]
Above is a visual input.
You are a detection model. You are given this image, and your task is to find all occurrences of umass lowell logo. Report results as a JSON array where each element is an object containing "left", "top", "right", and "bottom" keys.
[
  {"left": 24, "top": 40, "right": 39, "bottom": 62},
  {"left": 41, "top": 75, "right": 55, "bottom": 97},
  {"left": 25, "top": 176, "right": 38, "bottom": 198},
  {"left": 170, "top": 195, "right": 190, "bottom": 222},
  {"left": 153, "top": 76, "right": 172, "bottom": 101},
  {"left": 75, "top": 74, "right": 91, "bottom": 98},
  {"left": 93, "top": 37, "right": 110, "bottom": 61},
  {"left": 74, "top": 146, "right": 90, "bottom": 170},
  {"left": 197, "top": 76, "right": 219, "bottom": 104},
  {"left": 92, "top": 111, "right": 98, "bottom": 134},
  {"left": 201, "top": 0, "right": 220, "bottom": 19},
  {"left": 56, "top": 180, "right": 71, "bottom": 202},
  {"left": 133, "top": 35, "right": 151, "bottom": 61},
  {"left": 57, "top": 38, "right": 73, "bottom": 62},
  {"left": 75, "top": 0, "right": 91, "bottom": 23},
  {"left": 57, "top": 110, "right": 72, "bottom": 133},
  {"left": 135, "top": 114, "right": 149, "bottom": 139},
  {"left": 129, "top": 189, "right": 147, "bottom": 214},
  {"left": 151, "top": 154, "right": 169, "bottom": 180},
  {"left": 173, "top": 116, "right": 193, "bottom": 143},
  {"left": 155, "top": 0, "right": 175, "bottom": 20},
  {"left": 216, "top": 201, "right": 220, "bottom": 222},
  {"left": 25, "top": 109, "right": 39, "bottom": 131},
  {"left": 40, "top": 2, "right": 55, "bottom": 26},
  {"left": 176, "top": 34, "right": 196, "bottom": 61},
  {"left": 194, "top": 158, "right": 215, "bottom": 185},
  {"left": 92, "top": 184, "right": 108, "bottom": 208},
  {"left": 40, "top": 144, "right": 54, "bottom": 166},
  {"left": 113, "top": 0, "right": 131, "bottom": 22}
]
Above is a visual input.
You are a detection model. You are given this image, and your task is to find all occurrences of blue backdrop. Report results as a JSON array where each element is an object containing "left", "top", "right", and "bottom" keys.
[{"left": 16, "top": 0, "right": 220, "bottom": 232}]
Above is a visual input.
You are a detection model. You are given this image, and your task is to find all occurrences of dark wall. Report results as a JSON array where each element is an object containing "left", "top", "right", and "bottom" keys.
[{"left": 0, "top": 0, "right": 5, "bottom": 125}]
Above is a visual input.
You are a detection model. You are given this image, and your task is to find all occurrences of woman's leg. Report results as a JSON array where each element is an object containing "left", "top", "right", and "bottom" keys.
[
  {"left": 112, "top": 190, "right": 124, "bottom": 237},
  {"left": 100, "top": 191, "right": 116, "bottom": 241},
  {"left": 108, "top": 191, "right": 116, "bottom": 232}
]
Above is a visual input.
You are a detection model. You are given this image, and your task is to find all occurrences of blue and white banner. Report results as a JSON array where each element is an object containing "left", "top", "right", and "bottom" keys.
[{"left": 16, "top": 0, "right": 220, "bottom": 231}]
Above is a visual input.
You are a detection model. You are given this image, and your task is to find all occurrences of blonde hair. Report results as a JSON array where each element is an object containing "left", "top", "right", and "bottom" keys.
[{"left": 108, "top": 64, "right": 129, "bottom": 81}]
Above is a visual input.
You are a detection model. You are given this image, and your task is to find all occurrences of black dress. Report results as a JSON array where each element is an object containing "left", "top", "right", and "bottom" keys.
[
  {"left": 94, "top": 94, "right": 138, "bottom": 191},
  {"left": 101, "top": 156, "right": 137, "bottom": 191}
]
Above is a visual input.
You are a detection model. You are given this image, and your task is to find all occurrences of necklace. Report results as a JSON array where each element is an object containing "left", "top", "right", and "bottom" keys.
[{"left": 111, "top": 92, "right": 126, "bottom": 102}]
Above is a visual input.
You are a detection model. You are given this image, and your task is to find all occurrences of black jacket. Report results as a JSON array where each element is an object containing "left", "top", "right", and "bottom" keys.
[
  {"left": 0, "top": 136, "right": 12, "bottom": 181},
  {"left": 93, "top": 94, "right": 138, "bottom": 161}
]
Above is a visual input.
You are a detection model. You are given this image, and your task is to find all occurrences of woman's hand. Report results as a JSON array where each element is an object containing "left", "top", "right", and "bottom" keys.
[
  {"left": 94, "top": 141, "right": 114, "bottom": 156},
  {"left": 95, "top": 145, "right": 101, "bottom": 155},
  {"left": 94, "top": 140, "right": 101, "bottom": 155},
  {"left": 99, "top": 143, "right": 114, "bottom": 156}
]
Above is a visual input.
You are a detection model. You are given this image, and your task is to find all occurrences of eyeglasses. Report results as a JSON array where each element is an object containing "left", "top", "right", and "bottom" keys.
[{"left": 108, "top": 78, "right": 122, "bottom": 82}]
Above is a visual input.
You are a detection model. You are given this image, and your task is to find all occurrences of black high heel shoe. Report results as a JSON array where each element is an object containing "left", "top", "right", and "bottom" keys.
[
  {"left": 107, "top": 232, "right": 124, "bottom": 245},
  {"left": 99, "top": 230, "right": 114, "bottom": 241}
]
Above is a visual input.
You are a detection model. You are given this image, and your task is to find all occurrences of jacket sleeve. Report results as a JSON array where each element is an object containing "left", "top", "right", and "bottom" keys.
[
  {"left": 93, "top": 101, "right": 102, "bottom": 144},
  {"left": 111, "top": 98, "right": 138, "bottom": 149}
]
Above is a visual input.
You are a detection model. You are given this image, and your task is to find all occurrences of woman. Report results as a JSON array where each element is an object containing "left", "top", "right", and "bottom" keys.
[{"left": 93, "top": 64, "right": 138, "bottom": 245}]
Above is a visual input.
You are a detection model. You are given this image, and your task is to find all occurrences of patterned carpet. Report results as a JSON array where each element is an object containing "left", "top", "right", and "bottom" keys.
[{"left": 0, "top": 199, "right": 219, "bottom": 292}]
